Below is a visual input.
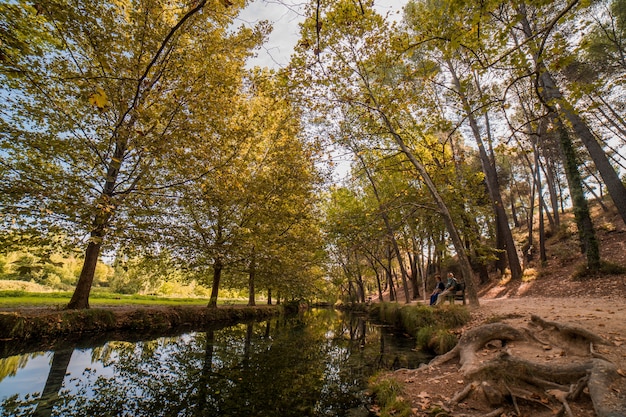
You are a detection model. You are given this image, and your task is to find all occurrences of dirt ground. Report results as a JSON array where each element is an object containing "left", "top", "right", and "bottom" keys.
[{"left": 387, "top": 283, "right": 626, "bottom": 417}]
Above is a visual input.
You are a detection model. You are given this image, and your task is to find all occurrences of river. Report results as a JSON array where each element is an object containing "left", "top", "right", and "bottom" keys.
[{"left": 0, "top": 308, "right": 429, "bottom": 417}]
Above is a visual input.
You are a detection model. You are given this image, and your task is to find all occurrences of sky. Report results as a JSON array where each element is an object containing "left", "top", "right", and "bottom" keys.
[
  {"left": 235, "top": 1, "right": 407, "bottom": 181},
  {"left": 236, "top": 0, "right": 406, "bottom": 69}
]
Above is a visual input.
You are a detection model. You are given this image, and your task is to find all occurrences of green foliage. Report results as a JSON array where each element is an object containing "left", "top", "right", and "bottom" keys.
[
  {"left": 0, "top": 0, "right": 274, "bottom": 308},
  {"left": 0, "top": 249, "right": 82, "bottom": 289},
  {"left": 580, "top": 0, "right": 626, "bottom": 74}
]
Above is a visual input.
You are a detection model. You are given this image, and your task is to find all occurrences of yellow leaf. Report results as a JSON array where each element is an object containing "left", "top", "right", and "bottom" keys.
[{"left": 89, "top": 87, "right": 109, "bottom": 109}]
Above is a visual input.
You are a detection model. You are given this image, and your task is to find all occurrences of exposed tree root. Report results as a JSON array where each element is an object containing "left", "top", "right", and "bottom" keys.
[
  {"left": 530, "top": 314, "right": 611, "bottom": 346},
  {"left": 423, "top": 315, "right": 626, "bottom": 417}
]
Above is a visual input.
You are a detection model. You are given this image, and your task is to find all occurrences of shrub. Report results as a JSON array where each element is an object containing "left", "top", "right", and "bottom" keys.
[
  {"left": 399, "top": 305, "right": 436, "bottom": 335},
  {"left": 428, "top": 329, "right": 458, "bottom": 355},
  {"left": 416, "top": 327, "right": 458, "bottom": 355},
  {"left": 376, "top": 302, "right": 469, "bottom": 355},
  {"left": 433, "top": 305, "right": 471, "bottom": 328}
]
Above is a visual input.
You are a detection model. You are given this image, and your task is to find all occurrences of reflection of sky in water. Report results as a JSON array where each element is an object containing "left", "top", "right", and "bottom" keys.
[
  {"left": 0, "top": 349, "right": 117, "bottom": 402},
  {"left": 0, "top": 353, "right": 50, "bottom": 400}
]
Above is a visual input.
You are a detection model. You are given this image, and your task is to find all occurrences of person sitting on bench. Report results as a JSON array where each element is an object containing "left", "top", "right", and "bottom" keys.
[
  {"left": 435, "top": 272, "right": 458, "bottom": 305},
  {"left": 429, "top": 274, "right": 445, "bottom": 305}
]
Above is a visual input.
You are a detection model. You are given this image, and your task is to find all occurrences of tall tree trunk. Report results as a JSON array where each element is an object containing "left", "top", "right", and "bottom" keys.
[
  {"left": 248, "top": 261, "right": 256, "bottom": 307},
  {"left": 68, "top": 124, "right": 127, "bottom": 309},
  {"left": 208, "top": 258, "right": 223, "bottom": 308},
  {"left": 535, "top": 138, "right": 548, "bottom": 264},
  {"left": 267, "top": 288, "right": 272, "bottom": 305},
  {"left": 555, "top": 117, "right": 601, "bottom": 270},
  {"left": 386, "top": 245, "right": 396, "bottom": 302},
  {"left": 354, "top": 251, "right": 366, "bottom": 302},
  {"left": 375, "top": 267, "right": 384, "bottom": 302},
  {"left": 543, "top": 155, "right": 561, "bottom": 229},
  {"left": 543, "top": 71, "right": 626, "bottom": 226},
  {"left": 527, "top": 163, "right": 536, "bottom": 267},
  {"left": 409, "top": 238, "right": 420, "bottom": 299},
  {"left": 382, "top": 121, "right": 479, "bottom": 306},
  {"left": 448, "top": 62, "right": 522, "bottom": 281},
  {"left": 510, "top": 196, "right": 520, "bottom": 228},
  {"left": 354, "top": 149, "right": 412, "bottom": 302},
  {"left": 67, "top": 239, "right": 102, "bottom": 309}
]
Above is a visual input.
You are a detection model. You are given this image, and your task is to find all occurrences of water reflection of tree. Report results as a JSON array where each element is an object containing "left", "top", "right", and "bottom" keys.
[
  {"left": 1, "top": 310, "right": 425, "bottom": 417},
  {"left": 32, "top": 349, "right": 73, "bottom": 417}
]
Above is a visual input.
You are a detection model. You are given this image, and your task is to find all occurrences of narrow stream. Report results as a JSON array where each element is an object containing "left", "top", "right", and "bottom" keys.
[{"left": 0, "top": 308, "right": 430, "bottom": 417}]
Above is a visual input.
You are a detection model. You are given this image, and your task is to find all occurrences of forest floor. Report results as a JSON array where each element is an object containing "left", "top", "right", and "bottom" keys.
[{"left": 381, "top": 205, "right": 626, "bottom": 417}]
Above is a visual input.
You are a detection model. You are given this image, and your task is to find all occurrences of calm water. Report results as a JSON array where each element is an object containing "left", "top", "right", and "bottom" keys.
[{"left": 0, "top": 308, "right": 429, "bottom": 417}]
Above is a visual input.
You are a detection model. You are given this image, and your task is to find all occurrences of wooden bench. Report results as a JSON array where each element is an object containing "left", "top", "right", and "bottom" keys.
[{"left": 445, "top": 282, "right": 466, "bottom": 305}]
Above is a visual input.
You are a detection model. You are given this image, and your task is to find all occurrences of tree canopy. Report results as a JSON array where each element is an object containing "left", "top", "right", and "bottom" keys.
[{"left": 1, "top": 0, "right": 624, "bottom": 308}]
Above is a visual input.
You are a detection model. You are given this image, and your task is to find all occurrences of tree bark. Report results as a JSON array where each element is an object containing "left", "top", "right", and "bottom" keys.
[
  {"left": 248, "top": 262, "right": 256, "bottom": 307},
  {"left": 554, "top": 117, "right": 601, "bottom": 270},
  {"left": 67, "top": 239, "right": 102, "bottom": 309},
  {"left": 208, "top": 258, "right": 223, "bottom": 308}
]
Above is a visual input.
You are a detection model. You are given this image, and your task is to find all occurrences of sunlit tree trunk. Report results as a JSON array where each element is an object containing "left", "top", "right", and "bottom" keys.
[
  {"left": 248, "top": 260, "right": 256, "bottom": 307},
  {"left": 67, "top": 240, "right": 102, "bottom": 309}
]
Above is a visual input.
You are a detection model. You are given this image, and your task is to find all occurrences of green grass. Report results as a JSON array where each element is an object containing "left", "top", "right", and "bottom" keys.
[
  {"left": 0, "top": 290, "right": 246, "bottom": 308},
  {"left": 368, "top": 374, "right": 413, "bottom": 417}
]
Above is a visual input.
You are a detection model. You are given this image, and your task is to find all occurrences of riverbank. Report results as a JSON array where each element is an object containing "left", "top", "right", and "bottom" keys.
[{"left": 0, "top": 304, "right": 281, "bottom": 343}]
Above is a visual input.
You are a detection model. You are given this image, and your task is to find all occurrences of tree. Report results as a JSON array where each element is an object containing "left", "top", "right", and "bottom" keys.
[
  {"left": 291, "top": 0, "right": 480, "bottom": 305},
  {"left": 403, "top": 0, "right": 524, "bottom": 281},
  {"left": 152, "top": 69, "right": 324, "bottom": 307},
  {"left": 515, "top": 1, "right": 626, "bottom": 226},
  {"left": 0, "top": 0, "right": 268, "bottom": 308}
]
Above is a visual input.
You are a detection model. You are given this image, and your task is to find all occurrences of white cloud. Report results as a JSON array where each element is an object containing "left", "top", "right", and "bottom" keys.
[{"left": 237, "top": 0, "right": 406, "bottom": 69}]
